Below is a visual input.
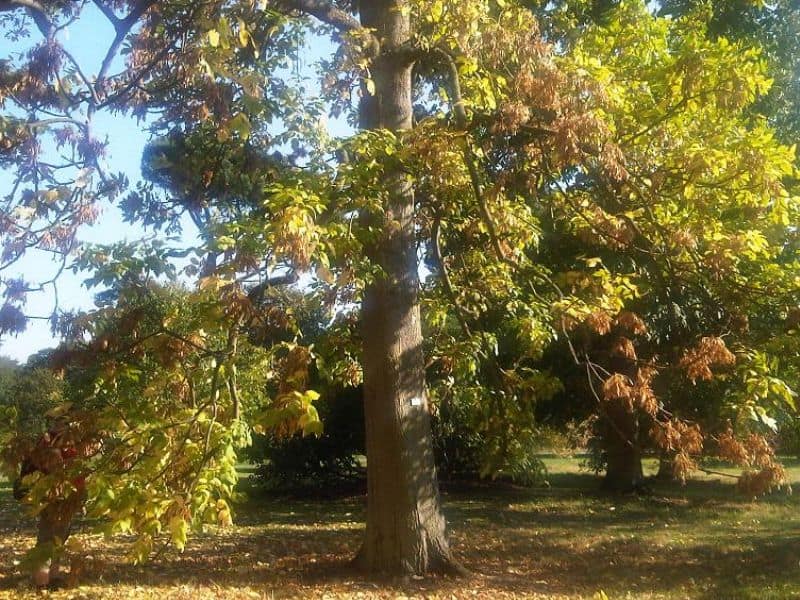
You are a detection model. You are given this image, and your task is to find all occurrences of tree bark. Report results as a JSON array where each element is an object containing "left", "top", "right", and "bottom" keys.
[
  {"left": 353, "top": 0, "right": 463, "bottom": 577},
  {"left": 600, "top": 403, "right": 646, "bottom": 493},
  {"left": 655, "top": 453, "right": 677, "bottom": 483}
]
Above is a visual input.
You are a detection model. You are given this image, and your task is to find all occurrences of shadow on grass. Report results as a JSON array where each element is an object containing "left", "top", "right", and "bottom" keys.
[
  {"left": 1, "top": 471, "right": 798, "bottom": 598},
  {"left": 463, "top": 527, "right": 800, "bottom": 598}
]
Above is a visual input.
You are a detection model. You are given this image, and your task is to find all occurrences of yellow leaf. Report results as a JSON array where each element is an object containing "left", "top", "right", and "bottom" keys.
[
  {"left": 430, "top": 0, "right": 444, "bottom": 21},
  {"left": 169, "top": 516, "right": 188, "bottom": 552},
  {"left": 207, "top": 29, "right": 220, "bottom": 47},
  {"left": 238, "top": 18, "right": 250, "bottom": 47},
  {"left": 45, "top": 402, "right": 73, "bottom": 418}
]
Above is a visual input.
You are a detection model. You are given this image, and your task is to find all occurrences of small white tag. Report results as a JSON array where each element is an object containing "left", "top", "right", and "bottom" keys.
[{"left": 410, "top": 397, "right": 423, "bottom": 407}]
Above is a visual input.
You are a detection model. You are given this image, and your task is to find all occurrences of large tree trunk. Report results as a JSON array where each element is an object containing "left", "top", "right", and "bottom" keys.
[
  {"left": 600, "top": 404, "right": 646, "bottom": 493},
  {"left": 353, "top": 0, "right": 463, "bottom": 577}
]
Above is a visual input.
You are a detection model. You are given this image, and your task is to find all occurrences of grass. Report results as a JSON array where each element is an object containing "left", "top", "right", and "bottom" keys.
[{"left": 1, "top": 457, "right": 799, "bottom": 599}]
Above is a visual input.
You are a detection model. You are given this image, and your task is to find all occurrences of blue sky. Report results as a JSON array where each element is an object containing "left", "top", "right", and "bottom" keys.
[{"left": 1, "top": 5, "right": 151, "bottom": 362}]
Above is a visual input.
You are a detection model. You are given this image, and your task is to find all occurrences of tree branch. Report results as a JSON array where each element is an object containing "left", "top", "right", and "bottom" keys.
[
  {"left": 0, "top": 0, "right": 44, "bottom": 12},
  {"left": 429, "top": 47, "right": 516, "bottom": 267},
  {"left": 429, "top": 48, "right": 645, "bottom": 457},
  {"left": 60, "top": 46, "right": 101, "bottom": 106},
  {"left": 247, "top": 272, "right": 299, "bottom": 303},
  {"left": 273, "top": 0, "right": 362, "bottom": 33},
  {"left": 96, "top": 37, "right": 177, "bottom": 109},
  {"left": 91, "top": 0, "right": 121, "bottom": 28},
  {"left": 26, "top": 117, "right": 88, "bottom": 131},
  {"left": 430, "top": 48, "right": 468, "bottom": 129},
  {"left": 0, "top": 0, "right": 53, "bottom": 37},
  {"left": 431, "top": 215, "right": 471, "bottom": 338},
  {"left": 95, "top": 0, "right": 157, "bottom": 94}
]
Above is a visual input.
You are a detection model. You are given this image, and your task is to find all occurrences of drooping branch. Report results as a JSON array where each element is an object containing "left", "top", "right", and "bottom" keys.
[
  {"left": 429, "top": 48, "right": 649, "bottom": 458},
  {"left": 431, "top": 48, "right": 468, "bottom": 129},
  {"left": 429, "top": 47, "right": 516, "bottom": 268}
]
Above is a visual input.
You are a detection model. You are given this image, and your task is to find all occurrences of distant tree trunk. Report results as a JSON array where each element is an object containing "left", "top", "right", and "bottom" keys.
[
  {"left": 600, "top": 403, "right": 646, "bottom": 492},
  {"left": 353, "top": 0, "right": 463, "bottom": 576},
  {"left": 655, "top": 453, "right": 677, "bottom": 483}
]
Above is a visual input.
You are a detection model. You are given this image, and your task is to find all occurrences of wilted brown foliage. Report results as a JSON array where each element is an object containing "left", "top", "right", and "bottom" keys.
[{"left": 679, "top": 337, "right": 736, "bottom": 383}]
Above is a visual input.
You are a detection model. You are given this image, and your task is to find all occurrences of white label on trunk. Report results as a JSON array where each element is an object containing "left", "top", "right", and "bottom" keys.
[{"left": 410, "top": 396, "right": 423, "bottom": 407}]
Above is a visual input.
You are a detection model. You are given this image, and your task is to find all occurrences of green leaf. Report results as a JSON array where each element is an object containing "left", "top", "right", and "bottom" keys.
[
  {"left": 169, "top": 516, "right": 189, "bottom": 552},
  {"left": 228, "top": 113, "right": 251, "bottom": 140}
]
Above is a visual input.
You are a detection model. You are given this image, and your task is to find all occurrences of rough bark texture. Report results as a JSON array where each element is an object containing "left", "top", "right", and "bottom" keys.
[
  {"left": 600, "top": 404, "right": 646, "bottom": 493},
  {"left": 353, "top": 0, "right": 462, "bottom": 577}
]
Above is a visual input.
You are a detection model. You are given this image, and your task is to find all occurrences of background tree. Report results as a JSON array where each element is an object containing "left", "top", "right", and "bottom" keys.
[
  {"left": 417, "top": 0, "right": 799, "bottom": 492},
  {"left": 0, "top": 353, "right": 61, "bottom": 459},
  {"left": 660, "top": 0, "right": 800, "bottom": 146}
]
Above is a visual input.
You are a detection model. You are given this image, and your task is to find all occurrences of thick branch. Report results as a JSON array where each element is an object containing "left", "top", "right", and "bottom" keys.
[
  {"left": 96, "top": 0, "right": 157, "bottom": 93},
  {"left": 0, "top": 0, "right": 53, "bottom": 37},
  {"left": 0, "top": 0, "right": 45, "bottom": 11},
  {"left": 273, "top": 0, "right": 362, "bottom": 32},
  {"left": 247, "top": 272, "right": 299, "bottom": 303},
  {"left": 91, "top": 0, "right": 121, "bottom": 28}
]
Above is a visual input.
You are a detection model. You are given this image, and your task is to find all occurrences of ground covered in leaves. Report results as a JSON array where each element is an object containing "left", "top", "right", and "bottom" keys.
[{"left": 1, "top": 457, "right": 799, "bottom": 599}]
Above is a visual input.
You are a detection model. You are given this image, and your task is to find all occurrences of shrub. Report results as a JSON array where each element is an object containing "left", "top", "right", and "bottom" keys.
[{"left": 248, "top": 385, "right": 365, "bottom": 491}]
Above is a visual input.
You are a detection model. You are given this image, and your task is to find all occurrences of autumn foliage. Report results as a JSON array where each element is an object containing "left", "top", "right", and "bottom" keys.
[{"left": 0, "top": 0, "right": 798, "bottom": 582}]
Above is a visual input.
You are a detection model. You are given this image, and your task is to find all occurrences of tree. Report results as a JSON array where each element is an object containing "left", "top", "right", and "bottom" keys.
[
  {"left": 659, "top": 0, "right": 800, "bottom": 146},
  {"left": 1, "top": 277, "right": 327, "bottom": 568},
  {"left": 1, "top": 0, "right": 798, "bottom": 578},
  {"left": 415, "top": 1, "right": 799, "bottom": 493},
  {"left": 1, "top": 0, "right": 574, "bottom": 575},
  {"left": 548, "top": 3, "right": 798, "bottom": 491},
  {"left": 0, "top": 354, "right": 61, "bottom": 460}
]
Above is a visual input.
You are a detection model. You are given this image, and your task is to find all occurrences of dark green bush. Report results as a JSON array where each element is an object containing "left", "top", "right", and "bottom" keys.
[
  {"left": 247, "top": 385, "right": 365, "bottom": 491},
  {"left": 431, "top": 402, "right": 485, "bottom": 481}
]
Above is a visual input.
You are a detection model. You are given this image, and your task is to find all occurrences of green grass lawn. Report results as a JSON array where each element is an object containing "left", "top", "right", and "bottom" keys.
[{"left": 1, "top": 457, "right": 799, "bottom": 599}]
